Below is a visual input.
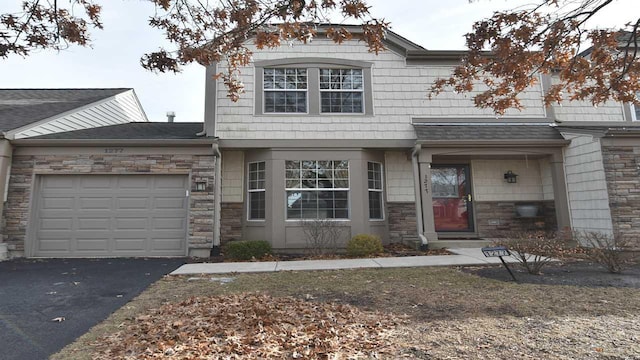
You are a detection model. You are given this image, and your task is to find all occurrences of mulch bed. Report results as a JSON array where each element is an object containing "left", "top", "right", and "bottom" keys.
[
  {"left": 463, "top": 260, "right": 640, "bottom": 289},
  {"left": 198, "top": 243, "right": 452, "bottom": 263}
]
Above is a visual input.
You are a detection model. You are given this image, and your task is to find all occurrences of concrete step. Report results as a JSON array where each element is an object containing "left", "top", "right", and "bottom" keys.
[{"left": 428, "top": 239, "right": 492, "bottom": 249}]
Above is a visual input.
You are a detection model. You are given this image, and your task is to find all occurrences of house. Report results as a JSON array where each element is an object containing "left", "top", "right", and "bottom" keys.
[{"left": 2, "top": 28, "right": 639, "bottom": 258}]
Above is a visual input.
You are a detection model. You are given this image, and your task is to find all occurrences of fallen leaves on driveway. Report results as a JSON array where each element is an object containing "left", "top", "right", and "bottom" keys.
[{"left": 92, "top": 293, "right": 401, "bottom": 359}]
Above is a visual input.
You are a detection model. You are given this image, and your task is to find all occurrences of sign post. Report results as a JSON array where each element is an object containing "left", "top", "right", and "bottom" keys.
[{"left": 481, "top": 246, "right": 517, "bottom": 282}]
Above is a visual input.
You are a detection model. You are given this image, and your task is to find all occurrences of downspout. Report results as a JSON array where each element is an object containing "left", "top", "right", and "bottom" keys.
[
  {"left": 211, "top": 143, "right": 222, "bottom": 256},
  {"left": 411, "top": 144, "right": 429, "bottom": 248}
]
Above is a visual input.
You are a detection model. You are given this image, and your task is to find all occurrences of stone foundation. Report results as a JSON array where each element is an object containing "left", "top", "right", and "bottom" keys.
[
  {"left": 221, "top": 202, "right": 243, "bottom": 244},
  {"left": 602, "top": 145, "right": 640, "bottom": 248},
  {"left": 475, "top": 200, "right": 557, "bottom": 237},
  {"left": 4, "top": 152, "right": 216, "bottom": 257},
  {"left": 387, "top": 202, "right": 417, "bottom": 243}
]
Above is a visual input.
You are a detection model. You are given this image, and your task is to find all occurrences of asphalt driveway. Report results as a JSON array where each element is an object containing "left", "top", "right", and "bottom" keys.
[{"left": 0, "top": 257, "right": 186, "bottom": 360}]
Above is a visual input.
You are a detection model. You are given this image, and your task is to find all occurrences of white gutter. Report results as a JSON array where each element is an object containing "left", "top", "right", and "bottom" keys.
[
  {"left": 411, "top": 144, "right": 429, "bottom": 248},
  {"left": 211, "top": 143, "right": 222, "bottom": 255}
]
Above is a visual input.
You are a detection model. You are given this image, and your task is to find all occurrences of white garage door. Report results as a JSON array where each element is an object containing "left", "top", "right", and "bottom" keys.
[{"left": 32, "top": 174, "right": 189, "bottom": 257}]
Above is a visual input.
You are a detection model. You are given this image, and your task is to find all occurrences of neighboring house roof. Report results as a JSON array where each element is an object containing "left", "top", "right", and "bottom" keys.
[
  {"left": 0, "top": 88, "right": 148, "bottom": 140},
  {"left": 30, "top": 122, "right": 205, "bottom": 140},
  {"left": 413, "top": 124, "right": 564, "bottom": 141},
  {"left": 0, "top": 88, "right": 131, "bottom": 132}
]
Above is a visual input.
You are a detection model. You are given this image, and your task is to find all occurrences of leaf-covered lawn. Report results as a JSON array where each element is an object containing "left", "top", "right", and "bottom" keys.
[{"left": 53, "top": 267, "right": 640, "bottom": 359}]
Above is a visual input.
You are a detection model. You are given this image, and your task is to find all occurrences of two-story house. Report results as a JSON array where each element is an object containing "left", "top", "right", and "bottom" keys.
[{"left": 2, "top": 27, "right": 639, "bottom": 258}]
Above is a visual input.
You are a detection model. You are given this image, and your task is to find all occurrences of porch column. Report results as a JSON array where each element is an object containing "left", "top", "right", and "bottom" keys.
[
  {"left": 418, "top": 150, "right": 439, "bottom": 241},
  {"left": 550, "top": 151, "right": 571, "bottom": 231}
]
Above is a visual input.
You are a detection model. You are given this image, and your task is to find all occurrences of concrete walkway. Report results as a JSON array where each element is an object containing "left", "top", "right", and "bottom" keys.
[{"left": 171, "top": 248, "right": 519, "bottom": 275}]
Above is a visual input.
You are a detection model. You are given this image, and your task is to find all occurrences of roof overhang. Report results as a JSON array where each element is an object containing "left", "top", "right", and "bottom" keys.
[{"left": 11, "top": 138, "right": 217, "bottom": 147}]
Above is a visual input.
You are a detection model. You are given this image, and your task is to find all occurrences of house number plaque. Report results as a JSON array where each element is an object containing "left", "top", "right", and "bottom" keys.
[{"left": 104, "top": 148, "right": 124, "bottom": 154}]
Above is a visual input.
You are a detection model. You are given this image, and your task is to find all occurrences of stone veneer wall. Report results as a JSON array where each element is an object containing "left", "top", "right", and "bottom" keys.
[
  {"left": 602, "top": 145, "right": 640, "bottom": 248},
  {"left": 475, "top": 200, "right": 557, "bottom": 237},
  {"left": 220, "top": 202, "right": 243, "bottom": 244},
  {"left": 387, "top": 202, "right": 417, "bottom": 243},
  {"left": 4, "top": 154, "right": 216, "bottom": 257}
]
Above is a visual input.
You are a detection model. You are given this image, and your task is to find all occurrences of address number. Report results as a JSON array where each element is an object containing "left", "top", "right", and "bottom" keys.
[{"left": 104, "top": 148, "right": 124, "bottom": 154}]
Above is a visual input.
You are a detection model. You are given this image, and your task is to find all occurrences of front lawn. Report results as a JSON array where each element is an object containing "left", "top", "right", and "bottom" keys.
[{"left": 53, "top": 267, "right": 640, "bottom": 359}]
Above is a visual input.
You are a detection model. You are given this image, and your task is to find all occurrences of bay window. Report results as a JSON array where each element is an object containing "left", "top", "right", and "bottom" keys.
[{"left": 285, "top": 160, "right": 349, "bottom": 219}]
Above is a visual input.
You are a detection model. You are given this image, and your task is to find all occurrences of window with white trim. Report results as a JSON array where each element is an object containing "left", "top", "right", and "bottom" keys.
[
  {"left": 320, "top": 68, "right": 364, "bottom": 113},
  {"left": 632, "top": 92, "right": 640, "bottom": 121},
  {"left": 248, "top": 161, "right": 266, "bottom": 220},
  {"left": 263, "top": 68, "right": 307, "bottom": 113},
  {"left": 367, "top": 162, "right": 384, "bottom": 219},
  {"left": 285, "top": 160, "right": 349, "bottom": 219}
]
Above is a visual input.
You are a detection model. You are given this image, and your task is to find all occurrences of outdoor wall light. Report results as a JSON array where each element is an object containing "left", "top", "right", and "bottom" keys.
[
  {"left": 195, "top": 181, "right": 207, "bottom": 191},
  {"left": 504, "top": 170, "right": 518, "bottom": 184}
]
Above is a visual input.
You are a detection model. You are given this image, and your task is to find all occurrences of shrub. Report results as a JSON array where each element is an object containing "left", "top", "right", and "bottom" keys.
[
  {"left": 346, "top": 234, "right": 384, "bottom": 257},
  {"left": 492, "top": 230, "right": 574, "bottom": 275},
  {"left": 301, "top": 219, "right": 346, "bottom": 256},
  {"left": 224, "top": 240, "right": 272, "bottom": 261},
  {"left": 574, "top": 231, "right": 637, "bottom": 274}
]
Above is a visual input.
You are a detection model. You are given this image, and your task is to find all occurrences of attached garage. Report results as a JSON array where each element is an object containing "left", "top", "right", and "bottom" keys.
[{"left": 30, "top": 174, "right": 189, "bottom": 257}]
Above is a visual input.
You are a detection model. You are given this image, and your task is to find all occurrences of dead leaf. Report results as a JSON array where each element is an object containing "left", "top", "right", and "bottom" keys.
[{"left": 51, "top": 317, "right": 65, "bottom": 322}]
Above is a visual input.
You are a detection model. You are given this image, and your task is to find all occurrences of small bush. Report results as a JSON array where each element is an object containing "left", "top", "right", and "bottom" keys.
[
  {"left": 574, "top": 231, "right": 637, "bottom": 273},
  {"left": 492, "top": 230, "right": 574, "bottom": 275},
  {"left": 346, "top": 234, "right": 384, "bottom": 257},
  {"left": 224, "top": 240, "right": 272, "bottom": 261}
]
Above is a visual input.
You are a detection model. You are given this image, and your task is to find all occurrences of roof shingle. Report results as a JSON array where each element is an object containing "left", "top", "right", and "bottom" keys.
[
  {"left": 30, "top": 122, "right": 204, "bottom": 140},
  {"left": 413, "top": 124, "right": 563, "bottom": 141}
]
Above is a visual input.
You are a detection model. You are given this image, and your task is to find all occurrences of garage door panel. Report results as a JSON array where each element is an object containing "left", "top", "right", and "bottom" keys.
[
  {"left": 154, "top": 197, "right": 187, "bottom": 210},
  {"left": 77, "top": 218, "right": 111, "bottom": 230},
  {"left": 152, "top": 218, "right": 186, "bottom": 230},
  {"left": 37, "top": 239, "right": 71, "bottom": 252},
  {"left": 156, "top": 176, "right": 188, "bottom": 189},
  {"left": 33, "top": 174, "right": 188, "bottom": 257},
  {"left": 79, "top": 197, "right": 112, "bottom": 210},
  {"left": 40, "top": 197, "right": 75, "bottom": 210},
  {"left": 118, "top": 177, "right": 151, "bottom": 189},
  {"left": 115, "top": 218, "right": 148, "bottom": 230},
  {"left": 75, "top": 238, "right": 110, "bottom": 251},
  {"left": 80, "top": 177, "right": 113, "bottom": 189},
  {"left": 116, "top": 197, "right": 150, "bottom": 210},
  {"left": 151, "top": 239, "right": 184, "bottom": 251},
  {"left": 113, "top": 238, "right": 147, "bottom": 251},
  {"left": 42, "top": 176, "right": 75, "bottom": 189},
  {"left": 39, "top": 218, "right": 73, "bottom": 230}
]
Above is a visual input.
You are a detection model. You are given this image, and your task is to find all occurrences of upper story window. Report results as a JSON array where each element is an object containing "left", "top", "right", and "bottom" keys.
[
  {"left": 632, "top": 92, "right": 640, "bottom": 121},
  {"left": 263, "top": 68, "right": 307, "bottom": 113},
  {"left": 320, "top": 69, "right": 364, "bottom": 113},
  {"left": 255, "top": 58, "right": 373, "bottom": 116}
]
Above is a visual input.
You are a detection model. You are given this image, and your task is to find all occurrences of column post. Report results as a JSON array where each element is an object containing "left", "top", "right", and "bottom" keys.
[
  {"left": 419, "top": 150, "right": 438, "bottom": 241},
  {"left": 550, "top": 150, "right": 572, "bottom": 231}
]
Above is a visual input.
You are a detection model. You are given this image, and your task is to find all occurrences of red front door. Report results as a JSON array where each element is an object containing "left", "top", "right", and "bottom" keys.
[{"left": 431, "top": 165, "right": 474, "bottom": 232}]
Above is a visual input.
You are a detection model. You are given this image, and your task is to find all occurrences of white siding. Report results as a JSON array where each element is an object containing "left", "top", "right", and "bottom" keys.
[
  {"left": 471, "top": 159, "right": 545, "bottom": 201},
  {"left": 562, "top": 133, "right": 613, "bottom": 234},
  {"left": 12, "top": 90, "right": 147, "bottom": 139},
  {"left": 221, "top": 151, "right": 244, "bottom": 203},
  {"left": 384, "top": 151, "right": 415, "bottom": 202},
  {"left": 215, "top": 39, "right": 547, "bottom": 140}
]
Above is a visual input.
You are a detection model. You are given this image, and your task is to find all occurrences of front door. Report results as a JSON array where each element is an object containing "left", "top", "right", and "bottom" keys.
[{"left": 431, "top": 165, "right": 474, "bottom": 232}]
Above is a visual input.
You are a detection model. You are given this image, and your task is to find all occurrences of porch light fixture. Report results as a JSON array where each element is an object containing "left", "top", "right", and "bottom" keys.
[
  {"left": 195, "top": 181, "right": 207, "bottom": 191},
  {"left": 504, "top": 170, "right": 518, "bottom": 184}
]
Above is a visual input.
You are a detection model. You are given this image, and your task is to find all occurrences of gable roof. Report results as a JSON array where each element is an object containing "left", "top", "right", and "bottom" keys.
[
  {"left": 29, "top": 122, "right": 205, "bottom": 140},
  {"left": 0, "top": 88, "right": 131, "bottom": 132}
]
